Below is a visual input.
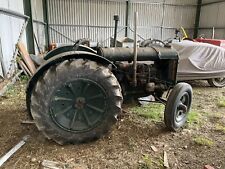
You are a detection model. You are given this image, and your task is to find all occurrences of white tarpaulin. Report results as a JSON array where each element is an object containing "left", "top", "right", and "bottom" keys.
[{"left": 172, "top": 41, "right": 225, "bottom": 80}]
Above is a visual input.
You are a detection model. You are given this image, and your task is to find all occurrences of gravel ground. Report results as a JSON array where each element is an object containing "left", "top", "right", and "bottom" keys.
[{"left": 0, "top": 80, "right": 225, "bottom": 169}]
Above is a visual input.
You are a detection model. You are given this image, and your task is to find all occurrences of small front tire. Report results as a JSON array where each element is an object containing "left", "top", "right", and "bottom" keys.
[{"left": 164, "top": 83, "right": 192, "bottom": 131}]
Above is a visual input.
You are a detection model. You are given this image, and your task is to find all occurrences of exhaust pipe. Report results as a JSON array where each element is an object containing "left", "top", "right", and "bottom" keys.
[
  {"left": 113, "top": 15, "right": 119, "bottom": 47},
  {"left": 133, "top": 12, "right": 138, "bottom": 87}
]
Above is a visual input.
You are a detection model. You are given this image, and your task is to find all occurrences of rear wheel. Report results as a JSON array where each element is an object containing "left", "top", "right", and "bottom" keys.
[
  {"left": 164, "top": 83, "right": 192, "bottom": 131},
  {"left": 208, "top": 78, "right": 225, "bottom": 88},
  {"left": 30, "top": 59, "right": 123, "bottom": 144}
]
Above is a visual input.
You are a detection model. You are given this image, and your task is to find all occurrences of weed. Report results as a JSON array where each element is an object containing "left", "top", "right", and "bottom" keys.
[
  {"left": 138, "top": 154, "right": 152, "bottom": 169},
  {"left": 193, "top": 136, "right": 214, "bottom": 146},
  {"left": 129, "top": 103, "right": 164, "bottom": 122},
  {"left": 20, "top": 75, "right": 29, "bottom": 83}
]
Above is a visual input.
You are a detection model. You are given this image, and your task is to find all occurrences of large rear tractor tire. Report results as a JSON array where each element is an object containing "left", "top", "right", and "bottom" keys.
[
  {"left": 164, "top": 83, "right": 192, "bottom": 131},
  {"left": 30, "top": 59, "right": 123, "bottom": 144},
  {"left": 208, "top": 78, "right": 225, "bottom": 88}
]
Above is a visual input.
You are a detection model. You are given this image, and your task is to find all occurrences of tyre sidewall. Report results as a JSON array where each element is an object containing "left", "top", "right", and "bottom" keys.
[{"left": 31, "top": 60, "right": 122, "bottom": 143}]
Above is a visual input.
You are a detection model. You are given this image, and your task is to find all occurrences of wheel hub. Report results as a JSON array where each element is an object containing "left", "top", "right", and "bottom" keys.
[
  {"left": 50, "top": 78, "right": 107, "bottom": 133},
  {"left": 175, "top": 92, "right": 190, "bottom": 123},
  {"left": 215, "top": 78, "right": 225, "bottom": 84},
  {"left": 75, "top": 97, "right": 86, "bottom": 109}
]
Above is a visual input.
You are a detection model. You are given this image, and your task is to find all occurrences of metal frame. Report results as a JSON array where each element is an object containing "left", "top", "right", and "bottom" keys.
[
  {"left": 0, "top": 37, "right": 5, "bottom": 78},
  {"left": 23, "top": 0, "right": 35, "bottom": 54},
  {"left": 202, "top": 0, "right": 225, "bottom": 6},
  {"left": 194, "top": 0, "right": 202, "bottom": 38},
  {"left": 119, "top": 1, "right": 197, "bottom": 7},
  {"left": 198, "top": 27, "right": 225, "bottom": 29},
  {"left": 43, "top": 0, "right": 50, "bottom": 49},
  {"left": 0, "top": 8, "right": 29, "bottom": 19}
]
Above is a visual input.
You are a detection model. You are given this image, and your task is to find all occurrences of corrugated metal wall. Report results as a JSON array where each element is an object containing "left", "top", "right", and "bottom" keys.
[
  {"left": 0, "top": 0, "right": 27, "bottom": 77},
  {"left": 47, "top": 0, "right": 197, "bottom": 46},
  {"left": 48, "top": 0, "right": 127, "bottom": 46},
  {"left": 129, "top": 0, "right": 196, "bottom": 41},
  {"left": 199, "top": 1, "right": 225, "bottom": 39}
]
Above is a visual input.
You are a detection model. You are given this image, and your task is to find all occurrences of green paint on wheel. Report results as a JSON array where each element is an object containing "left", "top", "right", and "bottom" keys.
[{"left": 50, "top": 78, "right": 107, "bottom": 132}]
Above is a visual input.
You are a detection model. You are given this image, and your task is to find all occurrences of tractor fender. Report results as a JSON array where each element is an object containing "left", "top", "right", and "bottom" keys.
[
  {"left": 44, "top": 45, "right": 97, "bottom": 60},
  {"left": 26, "top": 51, "right": 116, "bottom": 118}
]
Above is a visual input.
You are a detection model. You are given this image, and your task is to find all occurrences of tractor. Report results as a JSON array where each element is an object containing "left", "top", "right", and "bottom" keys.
[{"left": 26, "top": 15, "right": 192, "bottom": 145}]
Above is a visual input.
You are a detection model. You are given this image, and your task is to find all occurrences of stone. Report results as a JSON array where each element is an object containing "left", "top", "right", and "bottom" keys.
[
  {"left": 204, "top": 165, "right": 215, "bottom": 169},
  {"left": 31, "top": 158, "right": 37, "bottom": 163}
]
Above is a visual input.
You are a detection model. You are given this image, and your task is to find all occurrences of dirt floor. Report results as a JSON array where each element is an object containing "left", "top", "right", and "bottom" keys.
[{"left": 0, "top": 80, "right": 225, "bottom": 169}]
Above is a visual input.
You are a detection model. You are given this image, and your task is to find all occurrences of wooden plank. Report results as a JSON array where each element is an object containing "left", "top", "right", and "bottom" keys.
[
  {"left": 21, "top": 120, "right": 35, "bottom": 125},
  {"left": 17, "top": 60, "right": 29, "bottom": 76},
  {"left": 163, "top": 151, "right": 169, "bottom": 168},
  {"left": 18, "top": 60, "right": 32, "bottom": 77},
  {"left": 41, "top": 160, "right": 65, "bottom": 169},
  {"left": 0, "top": 135, "right": 30, "bottom": 167},
  {"left": 17, "top": 42, "right": 36, "bottom": 75}
]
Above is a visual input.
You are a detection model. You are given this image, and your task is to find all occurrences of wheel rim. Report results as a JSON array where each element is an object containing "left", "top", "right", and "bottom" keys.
[
  {"left": 214, "top": 78, "right": 225, "bottom": 85},
  {"left": 175, "top": 92, "right": 190, "bottom": 124},
  {"left": 50, "top": 78, "right": 107, "bottom": 132}
]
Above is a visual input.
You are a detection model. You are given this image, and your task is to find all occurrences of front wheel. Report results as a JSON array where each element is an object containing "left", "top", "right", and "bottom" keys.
[
  {"left": 208, "top": 78, "right": 225, "bottom": 88},
  {"left": 164, "top": 83, "right": 192, "bottom": 131}
]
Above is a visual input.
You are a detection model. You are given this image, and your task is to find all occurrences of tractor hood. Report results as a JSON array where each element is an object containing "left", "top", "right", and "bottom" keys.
[{"left": 97, "top": 46, "right": 178, "bottom": 62}]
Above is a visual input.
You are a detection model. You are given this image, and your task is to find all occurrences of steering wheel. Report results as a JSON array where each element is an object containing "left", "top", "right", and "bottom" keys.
[{"left": 141, "top": 39, "right": 167, "bottom": 47}]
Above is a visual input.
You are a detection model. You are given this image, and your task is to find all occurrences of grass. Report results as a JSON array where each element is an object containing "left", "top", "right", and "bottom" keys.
[
  {"left": 129, "top": 103, "right": 164, "bottom": 122},
  {"left": 130, "top": 104, "right": 203, "bottom": 125},
  {"left": 215, "top": 124, "right": 225, "bottom": 134},
  {"left": 138, "top": 154, "right": 153, "bottom": 169},
  {"left": 187, "top": 111, "right": 200, "bottom": 125},
  {"left": 127, "top": 137, "right": 136, "bottom": 152},
  {"left": 193, "top": 136, "right": 214, "bottom": 147},
  {"left": 217, "top": 97, "right": 225, "bottom": 108},
  {"left": 5, "top": 85, "right": 16, "bottom": 96},
  {"left": 3, "top": 75, "right": 29, "bottom": 97},
  {"left": 138, "top": 154, "right": 163, "bottom": 169}
]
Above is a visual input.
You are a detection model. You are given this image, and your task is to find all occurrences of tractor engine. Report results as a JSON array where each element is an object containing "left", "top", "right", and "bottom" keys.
[{"left": 97, "top": 46, "right": 178, "bottom": 99}]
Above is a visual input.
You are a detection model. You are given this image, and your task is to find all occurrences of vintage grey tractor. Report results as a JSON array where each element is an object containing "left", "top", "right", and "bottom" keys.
[{"left": 26, "top": 16, "right": 192, "bottom": 145}]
